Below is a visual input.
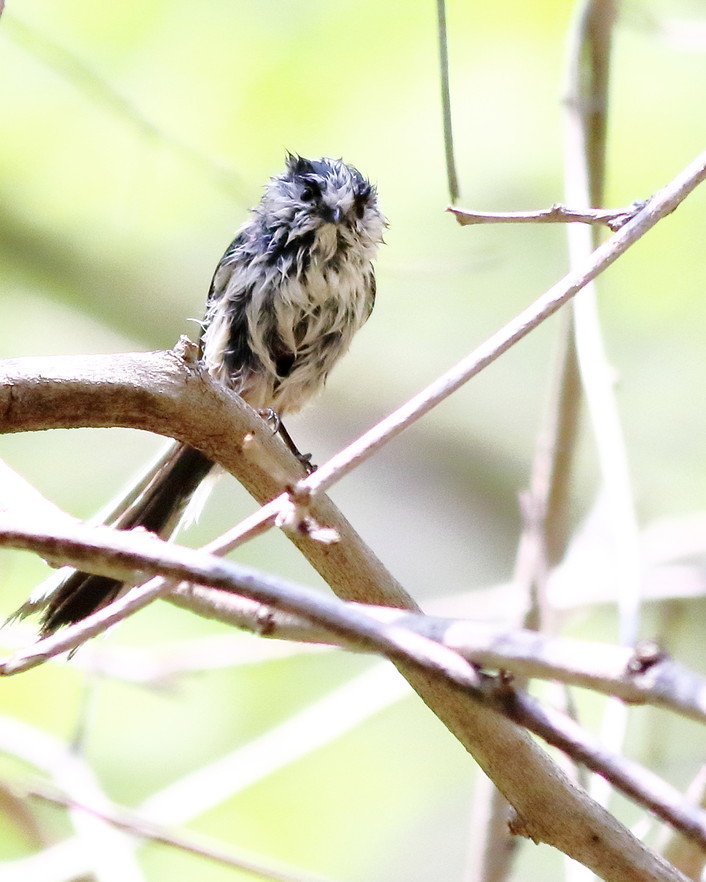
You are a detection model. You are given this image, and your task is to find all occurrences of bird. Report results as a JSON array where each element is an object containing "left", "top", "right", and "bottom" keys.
[{"left": 20, "top": 154, "right": 386, "bottom": 635}]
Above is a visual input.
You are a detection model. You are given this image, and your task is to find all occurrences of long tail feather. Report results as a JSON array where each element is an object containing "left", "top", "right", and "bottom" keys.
[{"left": 37, "top": 445, "right": 213, "bottom": 634}]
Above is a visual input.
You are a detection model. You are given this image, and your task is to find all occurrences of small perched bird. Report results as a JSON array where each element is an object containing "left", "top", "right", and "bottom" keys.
[{"left": 24, "top": 154, "right": 386, "bottom": 634}]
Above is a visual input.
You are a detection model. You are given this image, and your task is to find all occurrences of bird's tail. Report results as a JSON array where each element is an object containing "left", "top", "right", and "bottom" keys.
[{"left": 21, "top": 443, "right": 214, "bottom": 635}]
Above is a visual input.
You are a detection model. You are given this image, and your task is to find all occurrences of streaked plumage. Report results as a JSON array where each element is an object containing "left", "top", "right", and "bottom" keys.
[
  {"left": 19, "top": 154, "right": 386, "bottom": 634},
  {"left": 202, "top": 155, "right": 384, "bottom": 412}
]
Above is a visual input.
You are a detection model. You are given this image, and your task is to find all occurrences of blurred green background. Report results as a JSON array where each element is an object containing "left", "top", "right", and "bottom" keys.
[{"left": 2, "top": 0, "right": 706, "bottom": 879}]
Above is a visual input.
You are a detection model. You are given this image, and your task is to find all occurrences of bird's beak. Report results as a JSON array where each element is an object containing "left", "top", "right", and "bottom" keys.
[{"left": 331, "top": 206, "right": 343, "bottom": 224}]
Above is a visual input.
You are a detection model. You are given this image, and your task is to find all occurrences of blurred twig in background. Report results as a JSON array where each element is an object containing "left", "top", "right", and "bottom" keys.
[
  {"left": 3, "top": 2, "right": 706, "bottom": 881},
  {"left": 3, "top": 13, "right": 248, "bottom": 200},
  {"left": 435, "top": 0, "right": 459, "bottom": 204}
]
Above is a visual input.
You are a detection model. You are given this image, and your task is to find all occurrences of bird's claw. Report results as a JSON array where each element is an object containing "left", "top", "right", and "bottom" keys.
[
  {"left": 258, "top": 408, "right": 281, "bottom": 435},
  {"left": 295, "top": 451, "right": 315, "bottom": 474}
]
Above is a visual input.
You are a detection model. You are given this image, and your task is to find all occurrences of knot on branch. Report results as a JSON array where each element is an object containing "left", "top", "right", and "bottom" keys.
[
  {"left": 626, "top": 640, "right": 668, "bottom": 676},
  {"left": 171, "top": 335, "right": 201, "bottom": 366}
]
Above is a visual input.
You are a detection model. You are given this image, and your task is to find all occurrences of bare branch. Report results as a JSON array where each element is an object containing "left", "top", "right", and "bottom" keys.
[
  {"left": 0, "top": 342, "right": 414, "bottom": 614},
  {"left": 662, "top": 767, "right": 706, "bottom": 880},
  {"left": 0, "top": 359, "right": 698, "bottom": 878},
  {"left": 448, "top": 200, "right": 647, "bottom": 230},
  {"left": 0, "top": 526, "right": 695, "bottom": 880},
  {"left": 500, "top": 686, "right": 706, "bottom": 849},
  {"left": 22, "top": 779, "right": 335, "bottom": 882},
  {"left": 6, "top": 180, "right": 706, "bottom": 873},
  {"left": 208, "top": 148, "right": 706, "bottom": 554},
  {"left": 6, "top": 527, "right": 706, "bottom": 731},
  {"left": 3, "top": 519, "right": 706, "bottom": 859},
  {"left": 163, "top": 589, "right": 706, "bottom": 729},
  {"left": 164, "top": 584, "right": 706, "bottom": 727},
  {"left": 0, "top": 515, "right": 483, "bottom": 689},
  {"left": 436, "top": 0, "right": 459, "bottom": 202}
]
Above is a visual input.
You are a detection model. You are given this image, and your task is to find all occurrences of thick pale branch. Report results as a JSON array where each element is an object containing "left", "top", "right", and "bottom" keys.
[
  {"left": 0, "top": 380, "right": 692, "bottom": 882},
  {"left": 0, "top": 341, "right": 413, "bottom": 611},
  {"left": 2, "top": 326, "right": 701, "bottom": 877}
]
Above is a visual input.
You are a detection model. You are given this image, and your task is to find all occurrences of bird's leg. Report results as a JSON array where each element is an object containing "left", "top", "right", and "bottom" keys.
[{"left": 258, "top": 409, "right": 315, "bottom": 473}]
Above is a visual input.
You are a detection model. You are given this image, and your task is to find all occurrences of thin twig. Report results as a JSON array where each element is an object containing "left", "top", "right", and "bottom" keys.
[
  {"left": 169, "top": 585, "right": 706, "bottom": 727},
  {"left": 2, "top": 521, "right": 706, "bottom": 855},
  {"left": 22, "top": 779, "right": 336, "bottom": 882},
  {"left": 0, "top": 516, "right": 482, "bottom": 686},
  {"left": 500, "top": 687, "right": 706, "bottom": 849},
  {"left": 210, "top": 148, "right": 706, "bottom": 554},
  {"left": 0, "top": 715, "right": 144, "bottom": 881},
  {"left": 465, "top": 773, "right": 515, "bottom": 882},
  {"left": 2, "top": 521, "right": 705, "bottom": 869},
  {"left": 564, "top": 0, "right": 639, "bottom": 817},
  {"left": 303, "top": 150, "right": 706, "bottom": 494},
  {"left": 436, "top": 0, "right": 459, "bottom": 203},
  {"left": 448, "top": 201, "right": 647, "bottom": 230},
  {"left": 2, "top": 14, "right": 247, "bottom": 200},
  {"left": 661, "top": 766, "right": 706, "bottom": 880},
  {"left": 511, "top": 311, "right": 581, "bottom": 630}
]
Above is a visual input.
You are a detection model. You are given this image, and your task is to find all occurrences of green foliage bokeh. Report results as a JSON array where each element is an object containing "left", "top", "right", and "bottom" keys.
[{"left": 2, "top": 1, "right": 706, "bottom": 879}]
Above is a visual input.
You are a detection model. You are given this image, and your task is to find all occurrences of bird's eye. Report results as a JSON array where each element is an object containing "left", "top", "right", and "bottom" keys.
[
  {"left": 354, "top": 196, "right": 367, "bottom": 219},
  {"left": 300, "top": 182, "right": 320, "bottom": 203}
]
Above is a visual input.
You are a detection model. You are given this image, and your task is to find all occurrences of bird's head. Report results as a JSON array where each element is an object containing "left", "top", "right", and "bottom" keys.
[{"left": 261, "top": 154, "right": 386, "bottom": 263}]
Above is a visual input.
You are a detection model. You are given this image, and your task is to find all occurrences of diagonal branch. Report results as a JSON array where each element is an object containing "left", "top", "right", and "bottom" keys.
[
  {"left": 21, "top": 778, "right": 335, "bottom": 882},
  {"left": 5, "top": 146, "right": 706, "bottom": 871},
  {"left": 2, "top": 518, "right": 706, "bottom": 857},
  {"left": 0, "top": 340, "right": 414, "bottom": 613},
  {"left": 305, "top": 148, "right": 706, "bottom": 496},
  {"left": 205, "top": 148, "right": 706, "bottom": 554},
  {"left": 5, "top": 518, "right": 706, "bottom": 730}
]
